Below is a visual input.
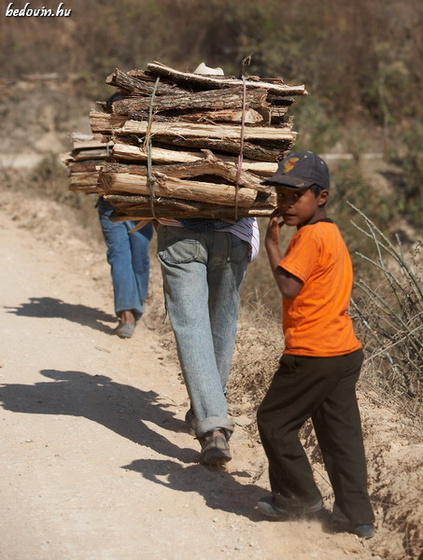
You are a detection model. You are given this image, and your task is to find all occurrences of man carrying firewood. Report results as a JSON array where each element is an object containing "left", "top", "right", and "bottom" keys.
[
  {"left": 157, "top": 214, "right": 259, "bottom": 466},
  {"left": 156, "top": 63, "right": 261, "bottom": 467}
]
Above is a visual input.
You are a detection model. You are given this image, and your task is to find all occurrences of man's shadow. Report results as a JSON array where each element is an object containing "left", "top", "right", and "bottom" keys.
[
  {"left": 4, "top": 297, "right": 116, "bottom": 333},
  {"left": 0, "top": 368, "right": 195, "bottom": 463},
  {"left": 0, "top": 368, "right": 268, "bottom": 519},
  {"left": 122, "top": 457, "right": 267, "bottom": 521}
]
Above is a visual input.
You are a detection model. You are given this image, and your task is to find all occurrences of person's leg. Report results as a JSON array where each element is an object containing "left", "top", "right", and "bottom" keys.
[
  {"left": 207, "top": 231, "right": 249, "bottom": 394},
  {"left": 157, "top": 225, "right": 234, "bottom": 438},
  {"left": 312, "top": 349, "right": 375, "bottom": 526},
  {"left": 127, "top": 220, "right": 153, "bottom": 315},
  {"left": 97, "top": 198, "right": 143, "bottom": 319},
  {"left": 257, "top": 354, "right": 327, "bottom": 509}
]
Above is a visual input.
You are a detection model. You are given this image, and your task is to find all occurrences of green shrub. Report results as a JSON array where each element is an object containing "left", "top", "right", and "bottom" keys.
[{"left": 386, "top": 123, "right": 423, "bottom": 229}]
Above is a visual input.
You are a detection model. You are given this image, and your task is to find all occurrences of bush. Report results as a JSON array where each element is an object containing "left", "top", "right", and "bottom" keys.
[
  {"left": 386, "top": 123, "right": 423, "bottom": 229},
  {"left": 350, "top": 203, "right": 423, "bottom": 416}
]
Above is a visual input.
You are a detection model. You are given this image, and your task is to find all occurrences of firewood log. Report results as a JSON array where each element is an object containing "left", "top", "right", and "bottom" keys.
[{"left": 99, "top": 172, "right": 258, "bottom": 207}]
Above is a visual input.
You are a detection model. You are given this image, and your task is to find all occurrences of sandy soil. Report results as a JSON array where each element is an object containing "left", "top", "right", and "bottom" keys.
[{"left": 0, "top": 190, "right": 421, "bottom": 560}]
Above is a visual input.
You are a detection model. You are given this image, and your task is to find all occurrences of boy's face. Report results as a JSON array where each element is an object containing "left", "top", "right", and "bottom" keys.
[{"left": 276, "top": 186, "right": 329, "bottom": 228}]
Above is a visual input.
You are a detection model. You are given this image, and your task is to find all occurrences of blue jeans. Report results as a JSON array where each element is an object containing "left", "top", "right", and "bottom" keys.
[
  {"left": 157, "top": 225, "right": 249, "bottom": 438},
  {"left": 97, "top": 198, "right": 153, "bottom": 319}
]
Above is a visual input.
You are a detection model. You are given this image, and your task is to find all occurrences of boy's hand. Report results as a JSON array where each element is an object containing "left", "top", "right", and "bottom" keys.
[
  {"left": 265, "top": 209, "right": 285, "bottom": 246},
  {"left": 265, "top": 209, "right": 303, "bottom": 299}
]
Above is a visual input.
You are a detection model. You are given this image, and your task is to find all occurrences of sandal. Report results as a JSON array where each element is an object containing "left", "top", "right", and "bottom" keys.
[{"left": 114, "top": 321, "right": 136, "bottom": 339}]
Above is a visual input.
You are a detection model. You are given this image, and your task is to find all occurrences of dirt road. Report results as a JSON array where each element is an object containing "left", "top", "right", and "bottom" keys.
[{"left": 0, "top": 191, "right": 379, "bottom": 560}]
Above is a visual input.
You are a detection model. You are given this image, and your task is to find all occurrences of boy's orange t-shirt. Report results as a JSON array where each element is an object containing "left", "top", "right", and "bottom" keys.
[{"left": 279, "top": 220, "right": 362, "bottom": 357}]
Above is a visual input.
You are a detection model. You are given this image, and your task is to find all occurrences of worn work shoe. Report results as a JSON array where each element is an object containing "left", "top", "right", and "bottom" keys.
[
  {"left": 198, "top": 432, "right": 232, "bottom": 466},
  {"left": 184, "top": 408, "right": 197, "bottom": 436},
  {"left": 257, "top": 496, "right": 323, "bottom": 519},
  {"left": 114, "top": 322, "right": 136, "bottom": 339},
  {"left": 350, "top": 524, "right": 375, "bottom": 539}
]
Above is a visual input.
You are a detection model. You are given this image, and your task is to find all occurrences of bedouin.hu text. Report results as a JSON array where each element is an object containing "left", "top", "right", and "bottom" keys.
[{"left": 5, "top": 2, "right": 72, "bottom": 17}]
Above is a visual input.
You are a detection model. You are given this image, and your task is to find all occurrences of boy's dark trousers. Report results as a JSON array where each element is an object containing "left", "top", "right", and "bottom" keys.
[{"left": 257, "top": 349, "right": 375, "bottom": 525}]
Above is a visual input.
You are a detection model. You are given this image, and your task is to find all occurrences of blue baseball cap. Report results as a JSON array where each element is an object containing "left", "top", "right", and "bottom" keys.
[{"left": 264, "top": 151, "right": 330, "bottom": 190}]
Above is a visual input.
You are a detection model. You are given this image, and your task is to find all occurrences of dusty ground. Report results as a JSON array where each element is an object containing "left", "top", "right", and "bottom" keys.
[{"left": 0, "top": 188, "right": 422, "bottom": 560}]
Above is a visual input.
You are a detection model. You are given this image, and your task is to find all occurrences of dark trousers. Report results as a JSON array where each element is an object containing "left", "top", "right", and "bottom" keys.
[{"left": 257, "top": 349, "right": 375, "bottom": 525}]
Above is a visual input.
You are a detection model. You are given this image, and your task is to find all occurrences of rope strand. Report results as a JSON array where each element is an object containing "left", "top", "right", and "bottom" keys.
[
  {"left": 144, "top": 77, "right": 160, "bottom": 219},
  {"left": 235, "top": 76, "right": 247, "bottom": 220}
]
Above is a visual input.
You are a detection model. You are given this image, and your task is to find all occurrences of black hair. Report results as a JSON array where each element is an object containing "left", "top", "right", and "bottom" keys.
[
  {"left": 310, "top": 184, "right": 324, "bottom": 196},
  {"left": 310, "top": 184, "right": 328, "bottom": 207}
]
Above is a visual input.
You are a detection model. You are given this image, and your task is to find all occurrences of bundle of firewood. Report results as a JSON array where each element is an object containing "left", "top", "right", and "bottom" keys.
[
  {"left": 63, "top": 133, "right": 113, "bottom": 193},
  {"left": 65, "top": 61, "right": 308, "bottom": 221}
]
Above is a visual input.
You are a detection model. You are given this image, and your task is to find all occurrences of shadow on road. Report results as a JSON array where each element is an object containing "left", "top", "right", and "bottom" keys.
[
  {"left": 4, "top": 296, "right": 116, "bottom": 333},
  {"left": 122, "top": 456, "right": 267, "bottom": 521},
  {"left": 0, "top": 368, "right": 196, "bottom": 464},
  {"left": 0, "top": 367, "right": 271, "bottom": 519}
]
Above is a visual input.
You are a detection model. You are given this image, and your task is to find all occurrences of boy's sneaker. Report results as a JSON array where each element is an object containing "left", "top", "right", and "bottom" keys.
[
  {"left": 257, "top": 495, "right": 323, "bottom": 518},
  {"left": 350, "top": 524, "right": 375, "bottom": 539},
  {"left": 330, "top": 520, "right": 376, "bottom": 540},
  {"left": 198, "top": 432, "right": 232, "bottom": 466}
]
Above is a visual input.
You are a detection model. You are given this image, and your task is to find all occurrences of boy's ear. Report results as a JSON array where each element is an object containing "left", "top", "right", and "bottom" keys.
[{"left": 318, "top": 189, "right": 329, "bottom": 206}]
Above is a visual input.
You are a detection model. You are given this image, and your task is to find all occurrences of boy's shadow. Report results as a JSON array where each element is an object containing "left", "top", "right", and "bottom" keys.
[
  {"left": 0, "top": 368, "right": 196, "bottom": 463},
  {"left": 4, "top": 297, "right": 116, "bottom": 333}
]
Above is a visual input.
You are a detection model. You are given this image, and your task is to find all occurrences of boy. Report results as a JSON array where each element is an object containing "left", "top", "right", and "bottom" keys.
[{"left": 256, "top": 151, "right": 375, "bottom": 539}]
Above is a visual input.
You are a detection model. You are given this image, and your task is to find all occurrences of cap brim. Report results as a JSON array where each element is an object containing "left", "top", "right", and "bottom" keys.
[{"left": 262, "top": 174, "right": 314, "bottom": 189}]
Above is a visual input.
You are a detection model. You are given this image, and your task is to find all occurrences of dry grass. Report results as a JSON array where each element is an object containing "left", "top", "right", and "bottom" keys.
[
  {"left": 226, "top": 205, "right": 423, "bottom": 428},
  {"left": 228, "top": 302, "right": 281, "bottom": 416},
  {"left": 349, "top": 203, "right": 423, "bottom": 419}
]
